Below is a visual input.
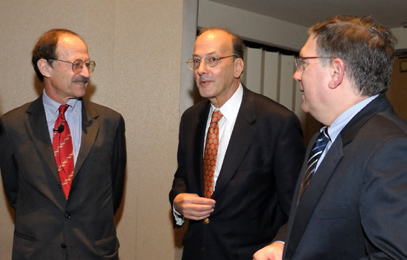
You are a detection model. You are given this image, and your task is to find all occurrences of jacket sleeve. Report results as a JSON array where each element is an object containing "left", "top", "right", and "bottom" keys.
[
  {"left": 0, "top": 116, "right": 18, "bottom": 209},
  {"left": 111, "top": 115, "right": 126, "bottom": 214}
]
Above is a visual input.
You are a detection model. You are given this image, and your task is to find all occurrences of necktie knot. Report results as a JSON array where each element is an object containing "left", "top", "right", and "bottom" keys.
[
  {"left": 59, "top": 104, "right": 69, "bottom": 114},
  {"left": 312, "top": 126, "right": 330, "bottom": 150},
  {"left": 58, "top": 105, "right": 69, "bottom": 119},
  {"left": 211, "top": 110, "right": 223, "bottom": 123}
]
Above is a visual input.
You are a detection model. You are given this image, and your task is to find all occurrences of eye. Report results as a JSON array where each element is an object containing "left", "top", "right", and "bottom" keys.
[
  {"left": 73, "top": 60, "right": 83, "bottom": 68},
  {"left": 302, "top": 59, "right": 311, "bottom": 68},
  {"left": 192, "top": 58, "right": 201, "bottom": 64},
  {"left": 207, "top": 56, "right": 218, "bottom": 62}
]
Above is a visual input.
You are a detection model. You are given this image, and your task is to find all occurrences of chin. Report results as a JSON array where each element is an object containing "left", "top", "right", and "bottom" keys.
[
  {"left": 74, "top": 91, "right": 86, "bottom": 99},
  {"left": 301, "top": 104, "right": 310, "bottom": 114},
  {"left": 198, "top": 88, "right": 214, "bottom": 99}
]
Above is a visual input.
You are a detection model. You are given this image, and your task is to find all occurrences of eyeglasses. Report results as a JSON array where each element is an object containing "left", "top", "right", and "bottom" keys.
[
  {"left": 51, "top": 59, "right": 96, "bottom": 74},
  {"left": 186, "top": 55, "right": 237, "bottom": 70},
  {"left": 294, "top": 56, "right": 334, "bottom": 71}
]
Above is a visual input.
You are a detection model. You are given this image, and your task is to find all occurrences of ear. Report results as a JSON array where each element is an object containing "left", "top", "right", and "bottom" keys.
[
  {"left": 37, "top": 59, "right": 52, "bottom": 79},
  {"left": 233, "top": 58, "right": 244, "bottom": 78},
  {"left": 328, "top": 58, "right": 345, "bottom": 89}
]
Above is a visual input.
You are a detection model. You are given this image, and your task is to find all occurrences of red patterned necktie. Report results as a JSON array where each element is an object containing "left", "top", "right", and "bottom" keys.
[
  {"left": 203, "top": 110, "right": 223, "bottom": 198},
  {"left": 53, "top": 105, "right": 74, "bottom": 199}
]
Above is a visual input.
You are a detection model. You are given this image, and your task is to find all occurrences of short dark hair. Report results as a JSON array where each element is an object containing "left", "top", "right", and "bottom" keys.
[
  {"left": 31, "top": 29, "right": 81, "bottom": 82},
  {"left": 198, "top": 27, "right": 246, "bottom": 60},
  {"left": 310, "top": 15, "right": 397, "bottom": 95}
]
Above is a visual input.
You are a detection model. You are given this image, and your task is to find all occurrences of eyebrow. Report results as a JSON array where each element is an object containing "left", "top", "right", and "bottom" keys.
[{"left": 193, "top": 52, "right": 217, "bottom": 58}]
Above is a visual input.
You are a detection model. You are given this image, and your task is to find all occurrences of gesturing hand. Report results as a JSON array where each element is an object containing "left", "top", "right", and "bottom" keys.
[{"left": 173, "top": 193, "right": 216, "bottom": 220}]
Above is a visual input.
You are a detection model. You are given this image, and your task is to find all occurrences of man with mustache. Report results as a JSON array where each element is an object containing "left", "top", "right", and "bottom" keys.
[
  {"left": 169, "top": 27, "right": 305, "bottom": 260},
  {"left": 0, "top": 29, "right": 126, "bottom": 260}
]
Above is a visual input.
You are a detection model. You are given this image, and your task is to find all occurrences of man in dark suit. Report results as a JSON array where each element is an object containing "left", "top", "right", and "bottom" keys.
[
  {"left": 169, "top": 27, "right": 305, "bottom": 260},
  {"left": 253, "top": 15, "right": 407, "bottom": 260},
  {"left": 0, "top": 29, "right": 126, "bottom": 260}
]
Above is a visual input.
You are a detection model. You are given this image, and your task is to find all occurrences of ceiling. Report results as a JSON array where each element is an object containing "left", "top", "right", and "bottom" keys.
[{"left": 209, "top": 0, "right": 407, "bottom": 29}]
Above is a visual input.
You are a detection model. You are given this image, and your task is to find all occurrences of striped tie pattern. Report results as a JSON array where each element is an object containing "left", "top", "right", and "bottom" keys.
[
  {"left": 203, "top": 110, "right": 223, "bottom": 198},
  {"left": 298, "top": 126, "right": 330, "bottom": 200},
  {"left": 53, "top": 105, "right": 74, "bottom": 199}
]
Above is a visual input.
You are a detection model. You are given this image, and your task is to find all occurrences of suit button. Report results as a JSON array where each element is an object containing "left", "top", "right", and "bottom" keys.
[
  {"left": 61, "top": 243, "right": 67, "bottom": 249},
  {"left": 203, "top": 218, "right": 210, "bottom": 224},
  {"left": 65, "top": 213, "right": 71, "bottom": 219}
]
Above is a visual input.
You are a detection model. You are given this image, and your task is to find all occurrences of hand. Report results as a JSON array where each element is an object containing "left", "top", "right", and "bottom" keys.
[
  {"left": 173, "top": 193, "right": 215, "bottom": 221},
  {"left": 253, "top": 242, "right": 284, "bottom": 260}
]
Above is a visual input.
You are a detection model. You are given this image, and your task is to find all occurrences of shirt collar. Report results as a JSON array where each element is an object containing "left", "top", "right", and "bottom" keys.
[
  {"left": 210, "top": 83, "right": 243, "bottom": 123},
  {"left": 42, "top": 89, "right": 80, "bottom": 123},
  {"left": 327, "top": 94, "right": 378, "bottom": 142}
]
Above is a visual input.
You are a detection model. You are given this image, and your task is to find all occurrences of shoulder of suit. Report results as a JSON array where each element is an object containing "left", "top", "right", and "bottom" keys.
[
  {"left": 182, "top": 99, "right": 208, "bottom": 117},
  {"left": 247, "top": 91, "right": 296, "bottom": 118},
  {"left": 1, "top": 101, "right": 35, "bottom": 121},
  {"left": 82, "top": 100, "right": 123, "bottom": 118}
]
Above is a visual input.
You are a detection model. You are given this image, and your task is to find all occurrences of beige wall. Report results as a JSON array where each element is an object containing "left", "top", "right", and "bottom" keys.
[{"left": 0, "top": 0, "right": 197, "bottom": 259}]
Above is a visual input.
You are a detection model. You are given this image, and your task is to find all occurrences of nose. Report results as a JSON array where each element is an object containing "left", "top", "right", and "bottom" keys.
[
  {"left": 196, "top": 60, "right": 207, "bottom": 76},
  {"left": 80, "top": 64, "right": 91, "bottom": 78},
  {"left": 293, "top": 69, "right": 302, "bottom": 82}
]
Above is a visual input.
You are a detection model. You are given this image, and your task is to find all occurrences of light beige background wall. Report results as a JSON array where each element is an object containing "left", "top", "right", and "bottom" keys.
[{"left": 0, "top": 0, "right": 198, "bottom": 259}]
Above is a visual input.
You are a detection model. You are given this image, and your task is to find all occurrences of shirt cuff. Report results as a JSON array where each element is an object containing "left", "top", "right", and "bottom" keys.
[{"left": 173, "top": 206, "right": 185, "bottom": 226}]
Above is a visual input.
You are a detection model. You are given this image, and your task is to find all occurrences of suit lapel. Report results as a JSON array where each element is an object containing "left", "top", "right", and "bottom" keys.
[
  {"left": 212, "top": 88, "right": 257, "bottom": 199},
  {"left": 284, "top": 137, "right": 344, "bottom": 259},
  {"left": 284, "top": 94, "right": 393, "bottom": 258},
  {"left": 197, "top": 103, "right": 211, "bottom": 196},
  {"left": 27, "top": 97, "right": 60, "bottom": 182},
  {"left": 73, "top": 100, "right": 100, "bottom": 178}
]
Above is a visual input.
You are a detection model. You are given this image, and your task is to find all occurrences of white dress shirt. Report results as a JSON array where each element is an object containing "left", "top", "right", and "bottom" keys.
[
  {"left": 173, "top": 84, "right": 243, "bottom": 224},
  {"left": 204, "top": 84, "right": 243, "bottom": 189}
]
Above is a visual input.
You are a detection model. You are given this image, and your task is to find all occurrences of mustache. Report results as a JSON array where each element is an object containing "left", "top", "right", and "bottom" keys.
[
  {"left": 73, "top": 76, "right": 89, "bottom": 84},
  {"left": 199, "top": 77, "right": 212, "bottom": 82}
]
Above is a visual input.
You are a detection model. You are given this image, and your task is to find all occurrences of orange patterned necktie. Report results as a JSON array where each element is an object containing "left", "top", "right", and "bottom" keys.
[
  {"left": 203, "top": 110, "right": 223, "bottom": 198},
  {"left": 53, "top": 105, "right": 74, "bottom": 199}
]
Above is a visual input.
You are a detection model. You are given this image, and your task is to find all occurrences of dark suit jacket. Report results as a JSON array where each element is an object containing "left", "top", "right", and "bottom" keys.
[
  {"left": 283, "top": 94, "right": 407, "bottom": 259},
  {"left": 169, "top": 87, "right": 305, "bottom": 260},
  {"left": 0, "top": 96, "right": 126, "bottom": 260}
]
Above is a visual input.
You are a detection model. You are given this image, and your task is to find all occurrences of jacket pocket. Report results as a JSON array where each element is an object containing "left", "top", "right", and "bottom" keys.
[
  {"left": 95, "top": 235, "right": 120, "bottom": 257},
  {"left": 14, "top": 230, "right": 36, "bottom": 241}
]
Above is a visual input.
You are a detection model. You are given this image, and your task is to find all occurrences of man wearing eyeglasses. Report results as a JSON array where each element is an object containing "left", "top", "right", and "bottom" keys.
[
  {"left": 0, "top": 29, "right": 126, "bottom": 260},
  {"left": 169, "top": 27, "right": 305, "bottom": 260},
  {"left": 253, "top": 15, "right": 407, "bottom": 260}
]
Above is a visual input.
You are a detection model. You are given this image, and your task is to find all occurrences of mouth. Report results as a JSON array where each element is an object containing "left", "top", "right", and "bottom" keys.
[
  {"left": 198, "top": 78, "right": 213, "bottom": 87},
  {"left": 299, "top": 83, "right": 304, "bottom": 92}
]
